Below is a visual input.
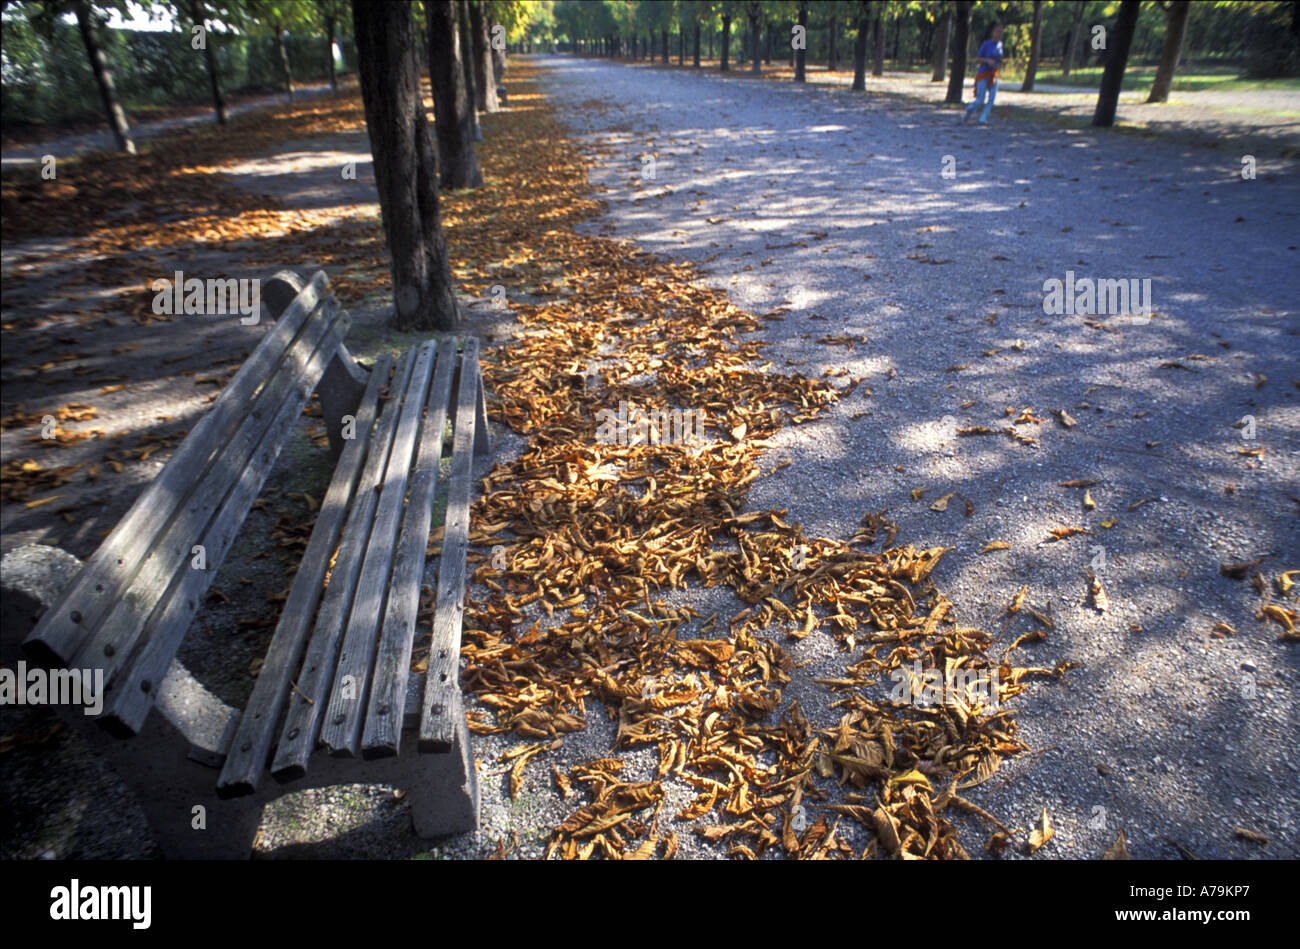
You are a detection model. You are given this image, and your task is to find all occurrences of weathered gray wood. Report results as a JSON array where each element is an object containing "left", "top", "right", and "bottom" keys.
[
  {"left": 361, "top": 338, "right": 458, "bottom": 759},
  {"left": 318, "top": 343, "right": 370, "bottom": 459},
  {"left": 216, "top": 354, "right": 390, "bottom": 798},
  {"left": 24, "top": 272, "right": 330, "bottom": 667},
  {"left": 101, "top": 307, "right": 352, "bottom": 735},
  {"left": 419, "top": 338, "right": 480, "bottom": 752},
  {"left": 319, "top": 341, "right": 437, "bottom": 757},
  {"left": 270, "top": 349, "right": 417, "bottom": 782},
  {"left": 473, "top": 361, "right": 491, "bottom": 457},
  {"left": 69, "top": 298, "right": 346, "bottom": 694}
]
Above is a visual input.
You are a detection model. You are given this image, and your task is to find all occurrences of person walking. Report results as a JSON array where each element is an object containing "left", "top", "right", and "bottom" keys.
[{"left": 964, "top": 23, "right": 1005, "bottom": 125}]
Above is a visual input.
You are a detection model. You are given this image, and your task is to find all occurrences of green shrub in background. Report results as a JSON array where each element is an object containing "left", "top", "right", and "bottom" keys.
[{"left": 1, "top": 17, "right": 355, "bottom": 132}]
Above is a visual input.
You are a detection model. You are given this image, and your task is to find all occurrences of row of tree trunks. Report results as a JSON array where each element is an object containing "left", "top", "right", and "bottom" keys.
[{"left": 428, "top": 0, "right": 482, "bottom": 190}]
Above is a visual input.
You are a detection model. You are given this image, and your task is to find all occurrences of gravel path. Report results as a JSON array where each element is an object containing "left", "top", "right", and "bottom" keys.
[
  {"left": 533, "top": 55, "right": 1299, "bottom": 859},
  {"left": 689, "top": 64, "right": 1300, "bottom": 157}
]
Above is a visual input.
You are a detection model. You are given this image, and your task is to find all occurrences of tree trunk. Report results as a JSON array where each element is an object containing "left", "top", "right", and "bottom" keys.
[
  {"left": 708, "top": 28, "right": 713, "bottom": 59},
  {"left": 325, "top": 15, "right": 337, "bottom": 93},
  {"left": 679, "top": 24, "right": 685, "bottom": 65},
  {"left": 828, "top": 15, "right": 838, "bottom": 71},
  {"left": 794, "top": 3, "right": 807, "bottom": 81},
  {"left": 1021, "top": 0, "right": 1042, "bottom": 91},
  {"left": 766, "top": 21, "right": 773, "bottom": 63},
  {"left": 1093, "top": 0, "right": 1142, "bottom": 126},
  {"left": 427, "top": 0, "right": 482, "bottom": 190},
  {"left": 662, "top": 29, "right": 670, "bottom": 63},
  {"left": 750, "top": 11, "right": 762, "bottom": 74},
  {"left": 720, "top": 14, "right": 731, "bottom": 71},
  {"left": 190, "top": 0, "right": 227, "bottom": 123},
  {"left": 457, "top": 0, "right": 482, "bottom": 140},
  {"left": 872, "top": 14, "right": 885, "bottom": 77},
  {"left": 944, "top": 0, "right": 970, "bottom": 104},
  {"left": 353, "top": 0, "right": 459, "bottom": 332},
  {"left": 469, "top": 1, "right": 498, "bottom": 111},
  {"left": 1063, "top": 9, "right": 1086, "bottom": 77},
  {"left": 273, "top": 23, "right": 294, "bottom": 102},
  {"left": 852, "top": 15, "right": 868, "bottom": 91},
  {"left": 1146, "top": 0, "right": 1191, "bottom": 102},
  {"left": 931, "top": 5, "right": 950, "bottom": 82},
  {"left": 491, "top": 20, "right": 506, "bottom": 82},
  {"left": 73, "top": 0, "right": 134, "bottom": 153}
]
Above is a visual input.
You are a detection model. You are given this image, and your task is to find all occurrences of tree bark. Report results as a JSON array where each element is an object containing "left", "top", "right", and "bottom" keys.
[
  {"left": 273, "top": 23, "right": 294, "bottom": 102},
  {"left": 1093, "top": 0, "right": 1142, "bottom": 126},
  {"left": 852, "top": 14, "right": 868, "bottom": 90},
  {"left": 944, "top": 0, "right": 970, "bottom": 104},
  {"left": 720, "top": 14, "right": 731, "bottom": 71},
  {"left": 490, "top": 20, "right": 506, "bottom": 82},
  {"left": 469, "top": 1, "right": 498, "bottom": 111},
  {"left": 931, "top": 5, "right": 950, "bottom": 82},
  {"left": 353, "top": 0, "right": 459, "bottom": 332},
  {"left": 794, "top": 2, "right": 807, "bottom": 81},
  {"left": 679, "top": 23, "right": 685, "bottom": 64},
  {"left": 872, "top": 13, "right": 885, "bottom": 77},
  {"left": 662, "top": 28, "right": 670, "bottom": 63},
  {"left": 74, "top": 0, "right": 135, "bottom": 153},
  {"left": 1063, "top": 7, "right": 1086, "bottom": 77},
  {"left": 1146, "top": 0, "right": 1191, "bottom": 102},
  {"left": 1021, "top": 0, "right": 1042, "bottom": 91},
  {"left": 828, "top": 15, "right": 838, "bottom": 71},
  {"left": 457, "top": 0, "right": 482, "bottom": 140},
  {"left": 750, "top": 8, "right": 762, "bottom": 74},
  {"left": 694, "top": 23, "right": 701, "bottom": 66},
  {"left": 190, "top": 0, "right": 227, "bottom": 123},
  {"left": 427, "top": 0, "right": 482, "bottom": 190}
]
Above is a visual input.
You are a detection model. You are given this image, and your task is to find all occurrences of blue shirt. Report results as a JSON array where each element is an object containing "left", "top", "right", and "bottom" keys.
[{"left": 976, "top": 39, "right": 1003, "bottom": 73}]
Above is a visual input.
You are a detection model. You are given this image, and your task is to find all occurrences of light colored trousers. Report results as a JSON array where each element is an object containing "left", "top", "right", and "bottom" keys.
[{"left": 966, "top": 78, "right": 997, "bottom": 122}]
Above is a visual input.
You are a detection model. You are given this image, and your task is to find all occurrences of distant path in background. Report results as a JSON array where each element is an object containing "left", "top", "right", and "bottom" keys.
[{"left": 1, "top": 80, "right": 337, "bottom": 170}]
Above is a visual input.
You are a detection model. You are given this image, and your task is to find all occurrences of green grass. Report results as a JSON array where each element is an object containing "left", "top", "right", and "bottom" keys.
[{"left": 1016, "top": 65, "right": 1300, "bottom": 94}]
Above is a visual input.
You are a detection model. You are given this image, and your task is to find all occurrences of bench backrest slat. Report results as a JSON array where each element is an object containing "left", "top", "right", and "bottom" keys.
[
  {"left": 100, "top": 303, "right": 353, "bottom": 735},
  {"left": 68, "top": 297, "right": 346, "bottom": 695},
  {"left": 215, "top": 352, "right": 393, "bottom": 798},
  {"left": 24, "top": 272, "right": 331, "bottom": 667},
  {"left": 318, "top": 339, "right": 439, "bottom": 757},
  {"left": 270, "top": 348, "right": 418, "bottom": 782},
  {"left": 419, "top": 337, "right": 482, "bottom": 753},
  {"left": 361, "top": 338, "right": 459, "bottom": 759}
]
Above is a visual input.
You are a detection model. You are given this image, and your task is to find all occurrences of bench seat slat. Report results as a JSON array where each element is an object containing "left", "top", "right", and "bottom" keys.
[
  {"left": 68, "top": 297, "right": 348, "bottom": 693},
  {"left": 270, "top": 348, "right": 418, "bottom": 783},
  {"left": 215, "top": 353, "right": 391, "bottom": 798},
  {"left": 318, "top": 340, "right": 438, "bottom": 757},
  {"left": 101, "top": 306, "right": 353, "bottom": 735},
  {"left": 24, "top": 272, "right": 331, "bottom": 667},
  {"left": 361, "top": 337, "right": 459, "bottom": 759},
  {"left": 420, "top": 338, "right": 481, "bottom": 753}
]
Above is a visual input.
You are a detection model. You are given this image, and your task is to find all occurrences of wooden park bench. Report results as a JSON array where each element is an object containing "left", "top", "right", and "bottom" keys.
[{"left": 0, "top": 270, "right": 489, "bottom": 858}]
